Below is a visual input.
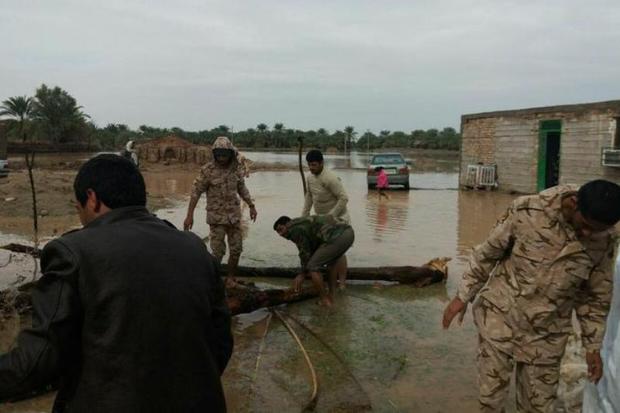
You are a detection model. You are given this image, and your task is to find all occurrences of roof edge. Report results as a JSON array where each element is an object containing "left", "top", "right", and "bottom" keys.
[{"left": 462, "top": 99, "right": 620, "bottom": 121}]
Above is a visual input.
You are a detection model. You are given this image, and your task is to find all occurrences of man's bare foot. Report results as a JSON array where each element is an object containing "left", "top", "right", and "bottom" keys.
[
  {"left": 317, "top": 297, "right": 333, "bottom": 307},
  {"left": 292, "top": 273, "right": 305, "bottom": 292},
  {"left": 225, "top": 277, "right": 239, "bottom": 288}
]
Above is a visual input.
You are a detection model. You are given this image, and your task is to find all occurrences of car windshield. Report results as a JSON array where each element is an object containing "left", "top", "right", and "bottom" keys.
[{"left": 371, "top": 155, "right": 404, "bottom": 165}]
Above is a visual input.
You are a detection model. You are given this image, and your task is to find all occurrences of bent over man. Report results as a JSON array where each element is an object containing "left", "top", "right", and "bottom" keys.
[
  {"left": 185, "top": 136, "right": 257, "bottom": 284},
  {"left": 274, "top": 215, "right": 354, "bottom": 307},
  {"left": 443, "top": 180, "right": 620, "bottom": 412},
  {"left": 0, "top": 155, "right": 233, "bottom": 412}
]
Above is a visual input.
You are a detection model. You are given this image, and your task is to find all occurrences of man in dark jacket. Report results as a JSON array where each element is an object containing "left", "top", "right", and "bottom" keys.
[{"left": 0, "top": 154, "right": 233, "bottom": 412}]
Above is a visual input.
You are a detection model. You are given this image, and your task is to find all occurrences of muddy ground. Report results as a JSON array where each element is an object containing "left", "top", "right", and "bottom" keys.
[
  {"left": 0, "top": 161, "right": 298, "bottom": 238},
  {"left": 0, "top": 153, "right": 590, "bottom": 412}
]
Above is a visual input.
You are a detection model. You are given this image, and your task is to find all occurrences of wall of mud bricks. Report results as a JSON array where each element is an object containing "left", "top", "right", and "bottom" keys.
[{"left": 138, "top": 146, "right": 210, "bottom": 164}]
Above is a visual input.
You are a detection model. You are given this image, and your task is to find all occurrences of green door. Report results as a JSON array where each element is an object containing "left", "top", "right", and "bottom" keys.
[{"left": 537, "top": 120, "right": 562, "bottom": 192}]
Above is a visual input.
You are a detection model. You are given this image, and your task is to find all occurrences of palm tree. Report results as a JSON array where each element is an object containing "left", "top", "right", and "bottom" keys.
[
  {"left": 256, "top": 123, "right": 268, "bottom": 133},
  {"left": 0, "top": 96, "right": 34, "bottom": 142},
  {"left": 273, "top": 123, "right": 284, "bottom": 147},
  {"left": 344, "top": 125, "right": 356, "bottom": 155},
  {"left": 32, "top": 85, "right": 89, "bottom": 144}
]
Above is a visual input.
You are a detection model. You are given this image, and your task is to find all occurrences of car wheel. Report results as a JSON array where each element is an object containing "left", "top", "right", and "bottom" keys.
[{"left": 404, "top": 181, "right": 410, "bottom": 190}]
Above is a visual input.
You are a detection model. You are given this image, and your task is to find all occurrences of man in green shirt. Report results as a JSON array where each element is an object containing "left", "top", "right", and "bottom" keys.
[{"left": 274, "top": 215, "right": 355, "bottom": 307}]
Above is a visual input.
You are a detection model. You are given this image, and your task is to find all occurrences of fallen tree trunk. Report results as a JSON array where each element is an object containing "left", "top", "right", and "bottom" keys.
[
  {"left": 227, "top": 284, "right": 319, "bottom": 315},
  {"left": 1, "top": 243, "right": 449, "bottom": 316},
  {"left": 227, "top": 256, "right": 450, "bottom": 287},
  {"left": 2, "top": 243, "right": 40, "bottom": 258},
  {"left": 2, "top": 243, "right": 450, "bottom": 286},
  {"left": 229, "top": 266, "right": 443, "bottom": 286},
  {"left": 1, "top": 281, "right": 317, "bottom": 317}
]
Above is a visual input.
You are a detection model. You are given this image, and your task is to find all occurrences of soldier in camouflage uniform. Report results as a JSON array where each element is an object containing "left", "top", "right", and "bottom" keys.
[
  {"left": 274, "top": 215, "right": 354, "bottom": 307},
  {"left": 443, "top": 180, "right": 620, "bottom": 412},
  {"left": 184, "top": 136, "right": 257, "bottom": 284}
]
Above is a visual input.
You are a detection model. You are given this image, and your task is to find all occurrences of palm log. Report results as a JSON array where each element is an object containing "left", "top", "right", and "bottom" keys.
[
  {"left": 1, "top": 243, "right": 450, "bottom": 316},
  {"left": 0, "top": 281, "right": 317, "bottom": 317},
  {"left": 2, "top": 243, "right": 450, "bottom": 286},
  {"left": 227, "top": 256, "right": 450, "bottom": 287}
]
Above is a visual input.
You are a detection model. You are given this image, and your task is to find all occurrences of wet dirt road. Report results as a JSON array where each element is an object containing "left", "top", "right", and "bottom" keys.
[{"left": 2, "top": 156, "right": 586, "bottom": 412}]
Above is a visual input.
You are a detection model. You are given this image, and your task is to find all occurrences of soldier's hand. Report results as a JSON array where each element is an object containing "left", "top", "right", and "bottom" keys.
[
  {"left": 442, "top": 296, "right": 467, "bottom": 329},
  {"left": 292, "top": 273, "right": 305, "bottom": 292},
  {"left": 586, "top": 351, "right": 603, "bottom": 383},
  {"left": 249, "top": 206, "right": 257, "bottom": 222},
  {"left": 183, "top": 215, "right": 194, "bottom": 231}
]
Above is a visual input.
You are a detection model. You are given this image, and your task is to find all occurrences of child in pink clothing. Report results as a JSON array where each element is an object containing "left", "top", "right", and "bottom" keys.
[{"left": 375, "top": 167, "right": 389, "bottom": 199}]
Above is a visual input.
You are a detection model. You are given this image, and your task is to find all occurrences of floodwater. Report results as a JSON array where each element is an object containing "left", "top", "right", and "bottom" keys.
[
  {"left": 7, "top": 149, "right": 459, "bottom": 173},
  {"left": 0, "top": 153, "right": 584, "bottom": 412}
]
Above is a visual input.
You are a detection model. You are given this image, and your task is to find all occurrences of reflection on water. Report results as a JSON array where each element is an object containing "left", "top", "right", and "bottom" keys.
[
  {"left": 244, "top": 150, "right": 459, "bottom": 173},
  {"left": 142, "top": 170, "right": 196, "bottom": 198},
  {"left": 365, "top": 192, "right": 410, "bottom": 241},
  {"left": 456, "top": 190, "right": 516, "bottom": 265},
  {"left": 1, "top": 165, "right": 523, "bottom": 412}
]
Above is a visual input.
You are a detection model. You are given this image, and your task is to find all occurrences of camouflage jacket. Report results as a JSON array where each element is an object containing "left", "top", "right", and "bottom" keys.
[
  {"left": 190, "top": 160, "right": 254, "bottom": 225},
  {"left": 285, "top": 215, "right": 351, "bottom": 270},
  {"left": 457, "top": 185, "right": 618, "bottom": 363}
]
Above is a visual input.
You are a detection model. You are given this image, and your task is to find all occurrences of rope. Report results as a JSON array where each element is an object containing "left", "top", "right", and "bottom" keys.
[
  {"left": 249, "top": 312, "right": 272, "bottom": 398},
  {"left": 282, "top": 311, "right": 371, "bottom": 407},
  {"left": 272, "top": 308, "right": 318, "bottom": 411}
]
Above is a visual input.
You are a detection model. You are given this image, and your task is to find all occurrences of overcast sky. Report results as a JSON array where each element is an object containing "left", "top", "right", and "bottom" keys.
[{"left": 1, "top": 0, "right": 619, "bottom": 133}]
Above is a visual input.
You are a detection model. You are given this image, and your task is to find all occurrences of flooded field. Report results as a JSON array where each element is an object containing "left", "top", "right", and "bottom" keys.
[
  {"left": 0, "top": 152, "right": 586, "bottom": 412},
  {"left": 6, "top": 149, "right": 459, "bottom": 173}
]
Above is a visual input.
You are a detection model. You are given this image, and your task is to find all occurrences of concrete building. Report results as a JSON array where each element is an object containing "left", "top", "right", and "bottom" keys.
[{"left": 460, "top": 100, "right": 620, "bottom": 193}]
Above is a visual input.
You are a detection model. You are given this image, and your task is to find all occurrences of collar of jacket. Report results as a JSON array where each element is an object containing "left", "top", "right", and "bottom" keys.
[
  {"left": 538, "top": 184, "right": 579, "bottom": 237},
  {"left": 84, "top": 206, "right": 152, "bottom": 229}
]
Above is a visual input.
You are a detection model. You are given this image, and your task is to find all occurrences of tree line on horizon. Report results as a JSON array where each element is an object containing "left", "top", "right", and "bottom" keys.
[{"left": 1, "top": 84, "right": 461, "bottom": 152}]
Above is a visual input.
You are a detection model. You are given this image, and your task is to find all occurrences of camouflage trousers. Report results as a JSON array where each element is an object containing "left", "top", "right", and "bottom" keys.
[
  {"left": 474, "top": 299, "right": 560, "bottom": 413},
  {"left": 209, "top": 224, "right": 242, "bottom": 262}
]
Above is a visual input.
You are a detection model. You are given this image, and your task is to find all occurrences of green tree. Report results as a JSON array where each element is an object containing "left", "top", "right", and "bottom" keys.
[
  {"left": 0, "top": 95, "right": 34, "bottom": 142},
  {"left": 344, "top": 125, "right": 356, "bottom": 154},
  {"left": 216, "top": 125, "right": 229, "bottom": 134},
  {"left": 257, "top": 123, "right": 268, "bottom": 133},
  {"left": 273, "top": 122, "right": 284, "bottom": 147},
  {"left": 32, "top": 84, "right": 89, "bottom": 143},
  {"left": 359, "top": 130, "right": 376, "bottom": 151}
]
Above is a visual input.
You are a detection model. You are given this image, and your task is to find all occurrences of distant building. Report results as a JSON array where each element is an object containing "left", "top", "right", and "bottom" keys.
[
  {"left": 137, "top": 135, "right": 211, "bottom": 164},
  {"left": 460, "top": 100, "right": 620, "bottom": 193}
]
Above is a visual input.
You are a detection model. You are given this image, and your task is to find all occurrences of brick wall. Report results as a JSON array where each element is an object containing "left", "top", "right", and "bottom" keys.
[
  {"left": 560, "top": 112, "right": 620, "bottom": 186},
  {"left": 460, "top": 104, "right": 620, "bottom": 193},
  {"left": 460, "top": 116, "right": 537, "bottom": 193}
]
